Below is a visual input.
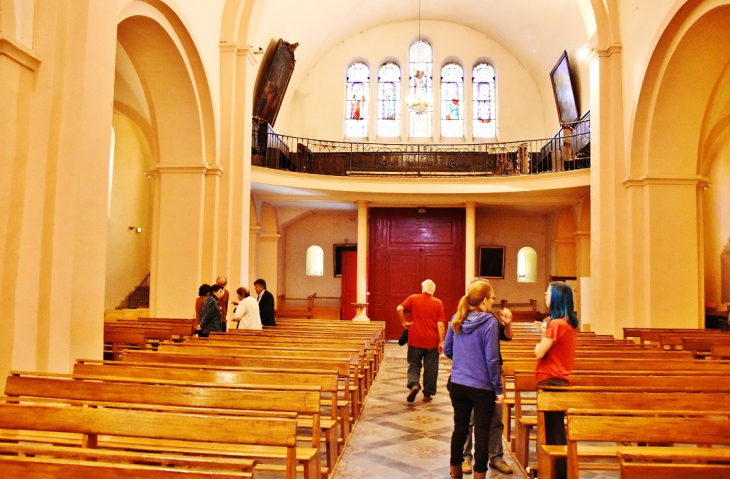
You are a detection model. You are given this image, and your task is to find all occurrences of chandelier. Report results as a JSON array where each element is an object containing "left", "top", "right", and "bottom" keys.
[
  {"left": 406, "top": 0, "right": 431, "bottom": 115},
  {"left": 407, "top": 71, "right": 431, "bottom": 114}
]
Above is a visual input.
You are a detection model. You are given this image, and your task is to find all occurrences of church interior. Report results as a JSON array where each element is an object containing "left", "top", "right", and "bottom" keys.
[{"left": 2, "top": 0, "right": 730, "bottom": 477}]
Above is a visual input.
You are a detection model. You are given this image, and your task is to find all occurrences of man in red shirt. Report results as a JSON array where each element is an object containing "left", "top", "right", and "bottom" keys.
[{"left": 397, "top": 279, "right": 447, "bottom": 403}]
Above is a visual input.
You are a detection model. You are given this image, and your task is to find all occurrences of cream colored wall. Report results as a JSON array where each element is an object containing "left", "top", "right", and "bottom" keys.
[
  {"left": 283, "top": 212, "right": 358, "bottom": 300},
  {"left": 279, "top": 20, "right": 548, "bottom": 142},
  {"left": 475, "top": 210, "right": 548, "bottom": 311},
  {"left": 0, "top": 1, "right": 117, "bottom": 391},
  {"left": 105, "top": 113, "right": 154, "bottom": 310}
]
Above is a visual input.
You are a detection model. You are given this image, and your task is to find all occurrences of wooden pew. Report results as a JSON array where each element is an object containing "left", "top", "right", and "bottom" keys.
[
  {"left": 120, "top": 351, "right": 358, "bottom": 437},
  {"left": 0, "top": 442, "right": 254, "bottom": 477},
  {"left": 511, "top": 370, "right": 730, "bottom": 468},
  {"left": 0, "top": 456, "right": 252, "bottom": 479},
  {"left": 535, "top": 389, "right": 730, "bottom": 479},
  {"left": 567, "top": 410, "right": 730, "bottom": 479},
  {"left": 3, "top": 374, "right": 321, "bottom": 479},
  {"left": 103, "top": 328, "right": 147, "bottom": 360},
  {"left": 0, "top": 402, "right": 303, "bottom": 479},
  {"left": 72, "top": 361, "right": 342, "bottom": 471},
  {"left": 619, "top": 453, "right": 730, "bottom": 479}
]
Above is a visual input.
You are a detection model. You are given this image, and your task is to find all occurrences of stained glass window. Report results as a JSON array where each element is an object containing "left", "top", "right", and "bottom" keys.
[
  {"left": 345, "top": 62, "right": 369, "bottom": 138},
  {"left": 377, "top": 63, "right": 401, "bottom": 138},
  {"left": 472, "top": 63, "right": 496, "bottom": 138},
  {"left": 408, "top": 41, "right": 433, "bottom": 138},
  {"left": 440, "top": 63, "right": 464, "bottom": 138}
]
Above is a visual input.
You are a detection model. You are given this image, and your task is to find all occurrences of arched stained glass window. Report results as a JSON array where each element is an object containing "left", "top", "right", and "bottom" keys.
[
  {"left": 408, "top": 41, "right": 433, "bottom": 138},
  {"left": 377, "top": 63, "right": 401, "bottom": 138},
  {"left": 472, "top": 63, "right": 496, "bottom": 138},
  {"left": 345, "top": 62, "right": 369, "bottom": 138},
  {"left": 440, "top": 63, "right": 464, "bottom": 138}
]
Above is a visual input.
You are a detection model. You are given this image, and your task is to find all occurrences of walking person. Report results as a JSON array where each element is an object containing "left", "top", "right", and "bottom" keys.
[
  {"left": 534, "top": 281, "right": 579, "bottom": 479},
  {"left": 397, "top": 279, "right": 447, "bottom": 402},
  {"left": 444, "top": 280, "right": 504, "bottom": 479},
  {"left": 462, "top": 279, "right": 514, "bottom": 475}
]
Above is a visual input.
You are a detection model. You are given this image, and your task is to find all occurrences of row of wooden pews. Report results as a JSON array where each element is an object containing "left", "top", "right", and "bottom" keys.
[
  {"left": 2, "top": 316, "right": 384, "bottom": 479},
  {"left": 501, "top": 323, "right": 730, "bottom": 479}
]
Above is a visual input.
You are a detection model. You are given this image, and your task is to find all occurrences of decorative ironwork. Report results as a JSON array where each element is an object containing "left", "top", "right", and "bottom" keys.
[
  {"left": 251, "top": 114, "right": 590, "bottom": 177},
  {"left": 127, "top": 273, "right": 150, "bottom": 309}
]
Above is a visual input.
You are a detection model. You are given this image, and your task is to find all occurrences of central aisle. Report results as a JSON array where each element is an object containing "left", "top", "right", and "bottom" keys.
[{"left": 333, "top": 342, "right": 526, "bottom": 478}]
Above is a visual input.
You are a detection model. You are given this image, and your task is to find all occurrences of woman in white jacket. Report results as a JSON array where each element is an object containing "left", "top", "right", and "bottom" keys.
[{"left": 233, "top": 287, "right": 263, "bottom": 330}]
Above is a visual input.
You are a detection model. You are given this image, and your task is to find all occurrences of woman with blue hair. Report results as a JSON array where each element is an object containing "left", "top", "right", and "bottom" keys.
[{"left": 534, "top": 281, "right": 579, "bottom": 479}]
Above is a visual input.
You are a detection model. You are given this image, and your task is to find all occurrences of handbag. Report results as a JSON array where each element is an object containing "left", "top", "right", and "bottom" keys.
[{"left": 398, "top": 328, "right": 409, "bottom": 346}]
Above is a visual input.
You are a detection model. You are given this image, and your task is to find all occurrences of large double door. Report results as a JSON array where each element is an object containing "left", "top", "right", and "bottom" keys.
[{"left": 368, "top": 208, "right": 465, "bottom": 340}]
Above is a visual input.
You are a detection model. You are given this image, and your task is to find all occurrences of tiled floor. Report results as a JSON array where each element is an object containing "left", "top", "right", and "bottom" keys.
[{"left": 333, "top": 343, "right": 527, "bottom": 479}]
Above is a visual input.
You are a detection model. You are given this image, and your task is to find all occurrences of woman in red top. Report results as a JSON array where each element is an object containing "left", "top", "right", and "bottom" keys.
[{"left": 534, "top": 282, "right": 579, "bottom": 479}]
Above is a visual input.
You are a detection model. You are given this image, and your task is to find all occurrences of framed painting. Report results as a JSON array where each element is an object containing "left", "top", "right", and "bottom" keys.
[
  {"left": 253, "top": 39, "right": 298, "bottom": 127},
  {"left": 549, "top": 50, "right": 579, "bottom": 125},
  {"left": 478, "top": 246, "right": 505, "bottom": 279},
  {"left": 333, "top": 244, "right": 357, "bottom": 277}
]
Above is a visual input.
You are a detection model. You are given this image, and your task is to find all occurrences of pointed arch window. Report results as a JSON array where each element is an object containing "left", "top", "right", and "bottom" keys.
[
  {"left": 408, "top": 41, "right": 433, "bottom": 138},
  {"left": 345, "top": 62, "right": 369, "bottom": 138},
  {"left": 440, "top": 63, "right": 464, "bottom": 138},
  {"left": 377, "top": 62, "right": 401, "bottom": 138},
  {"left": 472, "top": 63, "right": 496, "bottom": 138}
]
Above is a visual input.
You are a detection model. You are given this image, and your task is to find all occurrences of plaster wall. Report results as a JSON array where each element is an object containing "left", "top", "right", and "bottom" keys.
[
  {"left": 105, "top": 114, "right": 153, "bottom": 310},
  {"left": 474, "top": 210, "right": 548, "bottom": 312},
  {"left": 279, "top": 20, "right": 547, "bottom": 142},
  {"left": 703, "top": 141, "right": 730, "bottom": 308},
  {"left": 283, "top": 212, "right": 358, "bottom": 301}
]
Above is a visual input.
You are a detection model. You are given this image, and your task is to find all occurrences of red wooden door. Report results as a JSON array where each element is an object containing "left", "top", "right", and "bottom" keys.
[
  {"left": 340, "top": 250, "right": 358, "bottom": 320},
  {"left": 369, "top": 208, "right": 465, "bottom": 340}
]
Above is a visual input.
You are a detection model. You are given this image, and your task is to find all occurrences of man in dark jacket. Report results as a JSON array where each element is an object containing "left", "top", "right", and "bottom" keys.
[{"left": 254, "top": 278, "right": 276, "bottom": 326}]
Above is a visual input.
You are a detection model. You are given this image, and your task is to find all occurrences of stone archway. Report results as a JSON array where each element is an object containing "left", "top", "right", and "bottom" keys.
[
  {"left": 116, "top": 3, "right": 217, "bottom": 317},
  {"left": 626, "top": 2, "right": 730, "bottom": 329}
]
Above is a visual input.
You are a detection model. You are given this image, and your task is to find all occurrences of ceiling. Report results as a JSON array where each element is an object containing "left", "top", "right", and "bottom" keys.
[{"left": 253, "top": 0, "right": 589, "bottom": 94}]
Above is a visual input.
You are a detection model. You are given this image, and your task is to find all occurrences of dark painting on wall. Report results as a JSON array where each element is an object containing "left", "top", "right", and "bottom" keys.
[
  {"left": 550, "top": 50, "right": 579, "bottom": 124},
  {"left": 478, "top": 246, "right": 505, "bottom": 279},
  {"left": 253, "top": 39, "right": 298, "bottom": 127},
  {"left": 334, "top": 244, "right": 357, "bottom": 277}
]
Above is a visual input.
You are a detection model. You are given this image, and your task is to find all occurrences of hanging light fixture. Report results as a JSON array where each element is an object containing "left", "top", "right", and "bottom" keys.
[{"left": 406, "top": 0, "right": 431, "bottom": 115}]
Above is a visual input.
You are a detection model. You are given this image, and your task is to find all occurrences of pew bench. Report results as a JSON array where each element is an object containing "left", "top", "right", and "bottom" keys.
[
  {"left": 566, "top": 410, "right": 730, "bottom": 479},
  {"left": 0, "top": 402, "right": 307, "bottom": 479}
]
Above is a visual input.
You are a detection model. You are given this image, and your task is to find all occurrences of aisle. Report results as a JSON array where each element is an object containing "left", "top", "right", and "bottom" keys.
[{"left": 333, "top": 342, "right": 526, "bottom": 479}]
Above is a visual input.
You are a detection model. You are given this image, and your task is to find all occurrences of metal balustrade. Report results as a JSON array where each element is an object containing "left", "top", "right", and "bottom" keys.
[{"left": 252, "top": 114, "right": 590, "bottom": 177}]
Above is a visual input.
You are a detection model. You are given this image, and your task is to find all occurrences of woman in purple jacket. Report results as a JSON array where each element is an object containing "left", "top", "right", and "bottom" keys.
[{"left": 443, "top": 280, "right": 504, "bottom": 479}]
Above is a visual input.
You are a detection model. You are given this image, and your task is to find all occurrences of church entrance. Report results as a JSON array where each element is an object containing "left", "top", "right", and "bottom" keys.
[{"left": 368, "top": 208, "right": 465, "bottom": 340}]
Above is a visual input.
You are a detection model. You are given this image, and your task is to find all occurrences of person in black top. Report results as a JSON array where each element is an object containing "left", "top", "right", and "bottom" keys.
[{"left": 253, "top": 278, "right": 276, "bottom": 326}]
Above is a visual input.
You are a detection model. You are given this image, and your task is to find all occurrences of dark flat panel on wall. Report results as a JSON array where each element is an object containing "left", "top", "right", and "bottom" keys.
[{"left": 369, "top": 208, "right": 465, "bottom": 340}]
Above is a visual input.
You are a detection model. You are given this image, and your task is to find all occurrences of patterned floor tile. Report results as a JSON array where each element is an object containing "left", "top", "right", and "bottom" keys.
[{"left": 333, "top": 342, "right": 527, "bottom": 479}]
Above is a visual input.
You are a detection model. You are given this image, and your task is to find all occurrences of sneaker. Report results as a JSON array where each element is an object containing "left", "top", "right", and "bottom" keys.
[
  {"left": 423, "top": 394, "right": 433, "bottom": 402},
  {"left": 489, "top": 458, "right": 513, "bottom": 474},
  {"left": 406, "top": 385, "right": 420, "bottom": 403},
  {"left": 462, "top": 459, "right": 472, "bottom": 474}
]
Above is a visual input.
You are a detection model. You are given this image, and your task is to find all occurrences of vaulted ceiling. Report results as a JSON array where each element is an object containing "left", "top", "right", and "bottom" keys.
[{"left": 252, "top": 0, "right": 590, "bottom": 94}]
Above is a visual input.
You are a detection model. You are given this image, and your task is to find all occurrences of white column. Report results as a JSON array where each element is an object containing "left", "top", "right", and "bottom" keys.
[
  {"left": 354, "top": 200, "right": 370, "bottom": 320},
  {"left": 465, "top": 202, "right": 476, "bottom": 288}
]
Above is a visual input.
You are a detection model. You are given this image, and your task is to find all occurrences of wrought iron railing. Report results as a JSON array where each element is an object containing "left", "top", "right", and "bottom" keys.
[
  {"left": 127, "top": 273, "right": 150, "bottom": 309},
  {"left": 251, "top": 113, "right": 590, "bottom": 177}
]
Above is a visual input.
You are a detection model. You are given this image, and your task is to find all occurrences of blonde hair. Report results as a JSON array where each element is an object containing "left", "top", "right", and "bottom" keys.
[{"left": 452, "top": 281, "right": 493, "bottom": 333}]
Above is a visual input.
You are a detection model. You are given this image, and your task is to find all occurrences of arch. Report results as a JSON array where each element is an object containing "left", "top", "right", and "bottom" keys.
[
  {"left": 117, "top": 1, "right": 216, "bottom": 166},
  {"left": 306, "top": 245, "right": 324, "bottom": 276},
  {"left": 345, "top": 62, "right": 370, "bottom": 138},
  {"left": 629, "top": 1, "right": 730, "bottom": 178},
  {"left": 517, "top": 247, "right": 538, "bottom": 283}
]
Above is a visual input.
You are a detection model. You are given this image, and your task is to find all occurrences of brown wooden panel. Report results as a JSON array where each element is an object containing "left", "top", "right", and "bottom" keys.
[{"left": 369, "top": 208, "right": 465, "bottom": 339}]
